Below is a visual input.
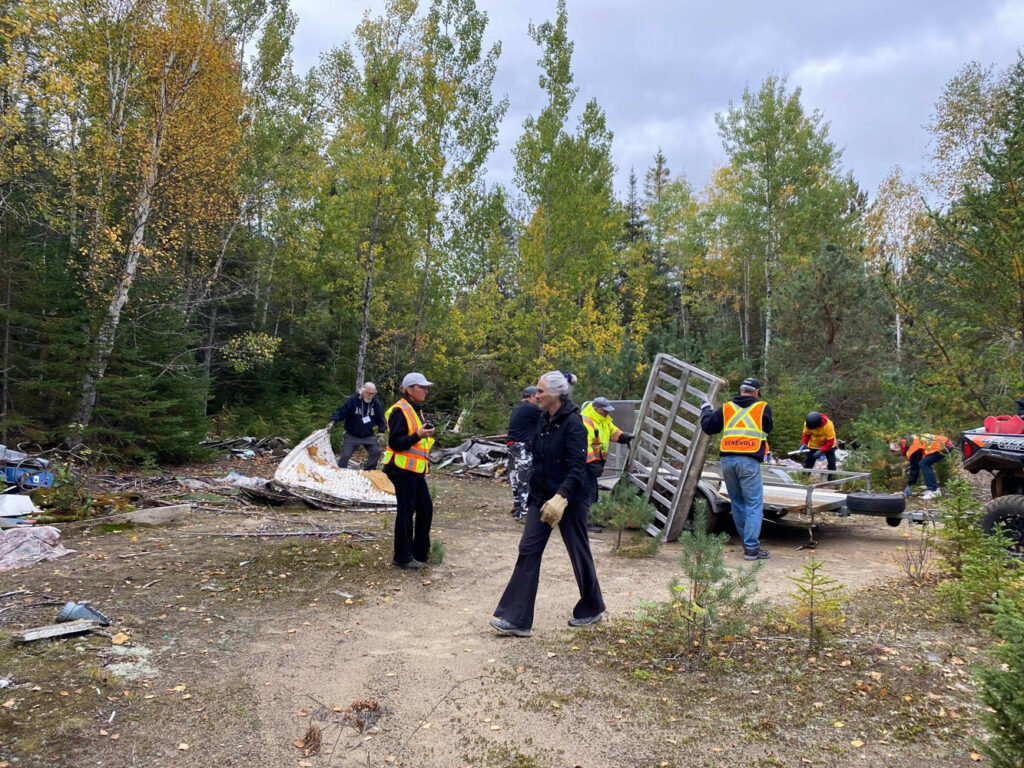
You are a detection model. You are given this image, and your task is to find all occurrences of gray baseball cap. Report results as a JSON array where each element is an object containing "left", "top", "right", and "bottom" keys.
[
  {"left": 401, "top": 372, "right": 434, "bottom": 388},
  {"left": 592, "top": 396, "right": 615, "bottom": 412}
]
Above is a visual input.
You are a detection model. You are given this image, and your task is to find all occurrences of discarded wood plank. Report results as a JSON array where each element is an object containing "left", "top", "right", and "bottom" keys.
[
  {"left": 60, "top": 503, "right": 191, "bottom": 529},
  {"left": 17, "top": 619, "right": 100, "bottom": 642},
  {"left": 125, "top": 504, "right": 192, "bottom": 525}
]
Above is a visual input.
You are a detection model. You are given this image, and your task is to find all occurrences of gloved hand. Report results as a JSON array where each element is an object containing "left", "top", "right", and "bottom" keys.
[
  {"left": 809, "top": 449, "right": 823, "bottom": 461},
  {"left": 700, "top": 401, "right": 713, "bottom": 412},
  {"left": 325, "top": 421, "right": 335, "bottom": 431},
  {"left": 798, "top": 445, "right": 809, "bottom": 452},
  {"left": 619, "top": 433, "right": 633, "bottom": 445},
  {"left": 540, "top": 494, "right": 567, "bottom": 526}
]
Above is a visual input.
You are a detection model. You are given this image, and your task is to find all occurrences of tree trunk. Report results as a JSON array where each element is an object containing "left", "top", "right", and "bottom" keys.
[
  {"left": 71, "top": 46, "right": 179, "bottom": 434},
  {"left": 1, "top": 260, "right": 9, "bottom": 445},
  {"left": 356, "top": 189, "right": 384, "bottom": 389}
]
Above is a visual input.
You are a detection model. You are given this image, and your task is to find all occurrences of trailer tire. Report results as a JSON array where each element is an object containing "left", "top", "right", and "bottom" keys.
[
  {"left": 885, "top": 517, "right": 902, "bottom": 527},
  {"left": 845, "top": 492, "right": 906, "bottom": 515},
  {"left": 688, "top": 485, "right": 725, "bottom": 534},
  {"left": 980, "top": 495, "right": 1024, "bottom": 557}
]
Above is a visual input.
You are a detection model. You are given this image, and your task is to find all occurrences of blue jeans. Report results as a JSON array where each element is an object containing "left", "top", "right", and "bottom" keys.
[
  {"left": 721, "top": 454, "right": 764, "bottom": 552},
  {"left": 908, "top": 450, "right": 947, "bottom": 492}
]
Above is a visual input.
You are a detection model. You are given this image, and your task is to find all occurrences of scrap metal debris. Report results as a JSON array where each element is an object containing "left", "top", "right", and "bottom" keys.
[
  {"left": 435, "top": 438, "right": 509, "bottom": 477},
  {"left": 199, "top": 435, "right": 290, "bottom": 458}
]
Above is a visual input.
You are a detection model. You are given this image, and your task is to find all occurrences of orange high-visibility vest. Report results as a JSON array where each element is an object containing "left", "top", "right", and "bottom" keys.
[
  {"left": 901, "top": 434, "right": 952, "bottom": 458},
  {"left": 382, "top": 399, "right": 434, "bottom": 474},
  {"left": 720, "top": 401, "right": 767, "bottom": 454}
]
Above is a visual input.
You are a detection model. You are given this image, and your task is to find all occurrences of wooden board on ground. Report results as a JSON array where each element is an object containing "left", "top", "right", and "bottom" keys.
[{"left": 17, "top": 619, "right": 101, "bottom": 642}]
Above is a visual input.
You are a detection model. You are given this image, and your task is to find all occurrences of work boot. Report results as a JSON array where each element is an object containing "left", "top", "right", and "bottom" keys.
[{"left": 743, "top": 548, "right": 771, "bottom": 561}]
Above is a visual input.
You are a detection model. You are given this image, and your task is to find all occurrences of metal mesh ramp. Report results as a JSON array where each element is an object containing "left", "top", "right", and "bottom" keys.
[{"left": 621, "top": 354, "right": 727, "bottom": 541}]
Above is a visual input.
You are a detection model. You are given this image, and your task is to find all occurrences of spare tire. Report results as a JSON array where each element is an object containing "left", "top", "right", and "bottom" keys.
[{"left": 845, "top": 492, "right": 906, "bottom": 515}]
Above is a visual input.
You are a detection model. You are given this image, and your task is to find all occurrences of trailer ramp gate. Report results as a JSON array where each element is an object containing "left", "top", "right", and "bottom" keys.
[{"left": 623, "top": 354, "right": 727, "bottom": 542}]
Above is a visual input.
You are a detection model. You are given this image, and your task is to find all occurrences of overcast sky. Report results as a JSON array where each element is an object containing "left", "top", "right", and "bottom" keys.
[{"left": 287, "top": 0, "right": 1024, "bottom": 200}]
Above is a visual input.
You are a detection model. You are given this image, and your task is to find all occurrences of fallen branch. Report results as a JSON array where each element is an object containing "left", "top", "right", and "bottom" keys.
[
  {"left": 389, "top": 675, "right": 492, "bottom": 768},
  {"left": 0, "top": 590, "right": 30, "bottom": 600},
  {"left": 177, "top": 529, "right": 374, "bottom": 540}
]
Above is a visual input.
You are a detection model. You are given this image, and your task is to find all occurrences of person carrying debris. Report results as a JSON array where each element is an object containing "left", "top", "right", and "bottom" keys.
[
  {"left": 491, "top": 371, "right": 606, "bottom": 637},
  {"left": 507, "top": 385, "right": 543, "bottom": 522},
  {"left": 382, "top": 373, "right": 436, "bottom": 570},
  {"left": 799, "top": 411, "right": 837, "bottom": 473},
  {"left": 895, "top": 433, "right": 954, "bottom": 500},
  {"left": 579, "top": 396, "right": 633, "bottom": 532},
  {"left": 700, "top": 377, "right": 774, "bottom": 561},
  {"left": 327, "top": 382, "right": 387, "bottom": 470}
]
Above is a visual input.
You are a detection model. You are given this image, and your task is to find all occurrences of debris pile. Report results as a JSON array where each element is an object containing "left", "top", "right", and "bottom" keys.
[
  {"left": 273, "top": 429, "right": 396, "bottom": 508},
  {"left": 434, "top": 438, "right": 509, "bottom": 477},
  {"left": 199, "top": 435, "right": 290, "bottom": 459}
]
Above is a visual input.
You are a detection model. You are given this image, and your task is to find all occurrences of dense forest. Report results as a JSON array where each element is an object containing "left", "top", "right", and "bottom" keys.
[{"left": 1, "top": 0, "right": 1022, "bottom": 462}]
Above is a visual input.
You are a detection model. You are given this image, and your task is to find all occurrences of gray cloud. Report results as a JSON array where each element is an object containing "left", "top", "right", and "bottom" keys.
[{"left": 288, "top": 0, "right": 1024, "bottom": 198}]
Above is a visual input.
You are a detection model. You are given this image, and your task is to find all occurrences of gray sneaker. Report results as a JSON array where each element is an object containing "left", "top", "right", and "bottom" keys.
[
  {"left": 391, "top": 559, "right": 425, "bottom": 570},
  {"left": 490, "top": 618, "right": 531, "bottom": 637},
  {"left": 743, "top": 548, "right": 771, "bottom": 561},
  {"left": 568, "top": 612, "right": 604, "bottom": 627}
]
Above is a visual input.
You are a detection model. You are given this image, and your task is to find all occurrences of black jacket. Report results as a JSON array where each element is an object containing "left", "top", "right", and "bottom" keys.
[
  {"left": 529, "top": 399, "right": 589, "bottom": 504},
  {"left": 507, "top": 400, "right": 543, "bottom": 443},
  {"left": 330, "top": 393, "right": 387, "bottom": 438},
  {"left": 700, "top": 394, "right": 773, "bottom": 462}
]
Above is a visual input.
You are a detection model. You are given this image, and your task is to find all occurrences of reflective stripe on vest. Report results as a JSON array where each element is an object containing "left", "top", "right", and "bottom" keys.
[
  {"left": 382, "top": 399, "right": 434, "bottom": 474},
  {"left": 906, "top": 433, "right": 951, "bottom": 457},
  {"left": 580, "top": 402, "right": 624, "bottom": 463},
  {"left": 720, "top": 401, "right": 767, "bottom": 454}
]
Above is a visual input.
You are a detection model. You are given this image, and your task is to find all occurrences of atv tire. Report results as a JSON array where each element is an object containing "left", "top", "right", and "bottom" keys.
[
  {"left": 980, "top": 494, "right": 1024, "bottom": 557},
  {"left": 845, "top": 492, "right": 906, "bottom": 515}
]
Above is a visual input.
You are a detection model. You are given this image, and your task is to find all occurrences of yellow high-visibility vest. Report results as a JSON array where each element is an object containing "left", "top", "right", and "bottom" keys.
[
  {"left": 580, "top": 402, "right": 624, "bottom": 463},
  {"left": 382, "top": 399, "right": 434, "bottom": 474},
  {"left": 720, "top": 401, "right": 767, "bottom": 454}
]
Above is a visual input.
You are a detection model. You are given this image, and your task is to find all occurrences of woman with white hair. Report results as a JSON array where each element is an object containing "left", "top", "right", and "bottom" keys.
[{"left": 490, "top": 371, "right": 606, "bottom": 637}]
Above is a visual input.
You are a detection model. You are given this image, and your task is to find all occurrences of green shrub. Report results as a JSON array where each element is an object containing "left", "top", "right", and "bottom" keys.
[
  {"left": 976, "top": 598, "right": 1024, "bottom": 768},
  {"left": 668, "top": 507, "right": 763, "bottom": 668},
  {"left": 786, "top": 557, "right": 846, "bottom": 652},
  {"left": 590, "top": 477, "right": 659, "bottom": 554}
]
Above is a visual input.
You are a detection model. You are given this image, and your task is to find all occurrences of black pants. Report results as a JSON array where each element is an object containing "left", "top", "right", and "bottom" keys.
[
  {"left": 587, "top": 461, "right": 605, "bottom": 505},
  {"left": 493, "top": 495, "right": 605, "bottom": 629},
  {"left": 387, "top": 469, "right": 433, "bottom": 564},
  {"left": 802, "top": 448, "right": 837, "bottom": 472}
]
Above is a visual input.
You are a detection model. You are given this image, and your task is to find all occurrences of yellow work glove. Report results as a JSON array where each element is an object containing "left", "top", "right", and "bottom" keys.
[{"left": 539, "top": 494, "right": 568, "bottom": 526}]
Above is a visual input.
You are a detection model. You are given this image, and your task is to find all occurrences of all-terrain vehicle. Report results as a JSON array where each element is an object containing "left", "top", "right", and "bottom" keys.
[{"left": 960, "top": 418, "right": 1024, "bottom": 557}]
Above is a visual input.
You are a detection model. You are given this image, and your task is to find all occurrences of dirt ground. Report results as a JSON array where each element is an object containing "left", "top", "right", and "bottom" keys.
[{"left": 0, "top": 461, "right": 991, "bottom": 768}]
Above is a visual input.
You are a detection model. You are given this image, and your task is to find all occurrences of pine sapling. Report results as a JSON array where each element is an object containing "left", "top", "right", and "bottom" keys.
[
  {"left": 670, "top": 507, "right": 763, "bottom": 667},
  {"left": 787, "top": 557, "right": 846, "bottom": 652}
]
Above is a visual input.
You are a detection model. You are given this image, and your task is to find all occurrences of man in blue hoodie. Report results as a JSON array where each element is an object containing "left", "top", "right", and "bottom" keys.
[{"left": 326, "top": 382, "right": 388, "bottom": 470}]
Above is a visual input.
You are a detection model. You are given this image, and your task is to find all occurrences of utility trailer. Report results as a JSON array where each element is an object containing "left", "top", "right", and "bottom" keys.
[{"left": 616, "top": 354, "right": 914, "bottom": 542}]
